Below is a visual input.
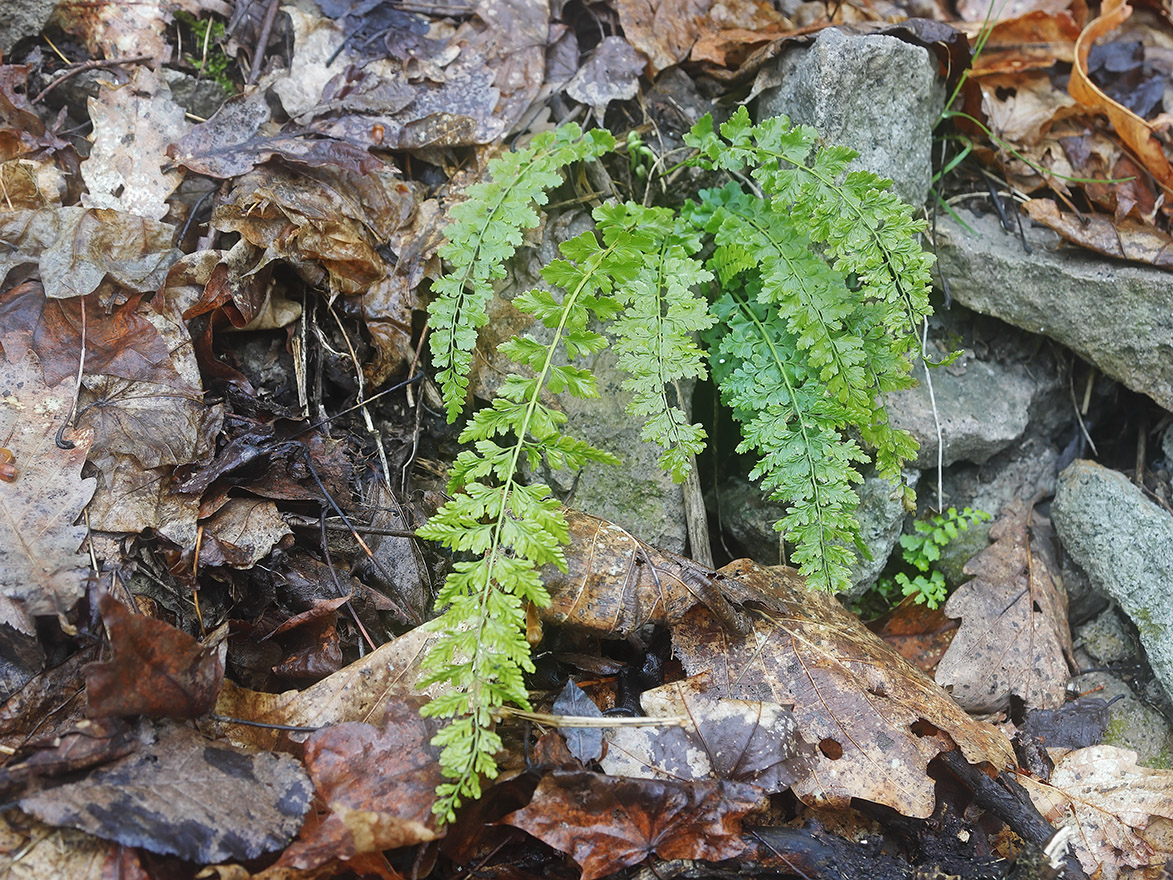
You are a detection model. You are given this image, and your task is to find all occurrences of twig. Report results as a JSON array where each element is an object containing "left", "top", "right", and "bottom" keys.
[
  {"left": 33, "top": 55, "right": 153, "bottom": 104},
  {"left": 248, "top": 0, "right": 281, "bottom": 86}
]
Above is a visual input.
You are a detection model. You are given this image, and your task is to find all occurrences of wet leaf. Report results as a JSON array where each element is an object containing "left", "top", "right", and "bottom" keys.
[
  {"left": 601, "top": 675, "right": 813, "bottom": 793},
  {"left": 503, "top": 771, "right": 761, "bottom": 880},
  {"left": 672, "top": 559, "right": 1016, "bottom": 817},
  {"left": 0, "top": 65, "right": 73, "bottom": 162},
  {"left": 198, "top": 498, "right": 292, "bottom": 570},
  {"left": 0, "top": 208, "right": 180, "bottom": 300},
  {"left": 1024, "top": 198, "right": 1173, "bottom": 267},
  {"left": 54, "top": 0, "right": 172, "bottom": 62},
  {"left": 81, "top": 67, "right": 190, "bottom": 220},
  {"left": 935, "top": 502, "right": 1073, "bottom": 713},
  {"left": 1020, "top": 745, "right": 1173, "bottom": 877},
  {"left": 0, "top": 351, "right": 95, "bottom": 621},
  {"left": 552, "top": 680, "right": 604, "bottom": 764},
  {"left": 85, "top": 593, "right": 225, "bottom": 719},
  {"left": 538, "top": 509, "right": 747, "bottom": 638},
  {"left": 18, "top": 722, "right": 313, "bottom": 863},
  {"left": 1068, "top": 0, "right": 1173, "bottom": 192},
  {"left": 276, "top": 697, "right": 441, "bottom": 870}
]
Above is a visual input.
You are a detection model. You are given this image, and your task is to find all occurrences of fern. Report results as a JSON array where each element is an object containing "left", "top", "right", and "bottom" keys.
[
  {"left": 419, "top": 108, "right": 934, "bottom": 819},
  {"left": 428, "top": 125, "right": 615, "bottom": 421}
]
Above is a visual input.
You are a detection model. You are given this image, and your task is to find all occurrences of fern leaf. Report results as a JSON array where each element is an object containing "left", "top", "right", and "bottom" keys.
[
  {"left": 428, "top": 125, "right": 615, "bottom": 422},
  {"left": 605, "top": 202, "right": 715, "bottom": 481},
  {"left": 419, "top": 206, "right": 642, "bottom": 824}
]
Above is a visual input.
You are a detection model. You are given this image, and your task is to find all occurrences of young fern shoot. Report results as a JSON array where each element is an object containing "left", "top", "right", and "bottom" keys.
[{"left": 419, "top": 108, "right": 935, "bottom": 819}]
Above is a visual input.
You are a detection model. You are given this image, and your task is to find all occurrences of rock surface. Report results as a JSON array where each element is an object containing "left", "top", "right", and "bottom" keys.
[
  {"left": 755, "top": 27, "right": 945, "bottom": 208},
  {"left": 1052, "top": 460, "right": 1173, "bottom": 701},
  {"left": 934, "top": 209, "right": 1173, "bottom": 411},
  {"left": 0, "top": 0, "right": 57, "bottom": 55}
]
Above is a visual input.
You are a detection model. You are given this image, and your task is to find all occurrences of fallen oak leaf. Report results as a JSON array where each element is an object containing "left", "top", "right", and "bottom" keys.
[
  {"left": 1024, "top": 198, "right": 1173, "bottom": 268},
  {"left": 85, "top": 593, "right": 225, "bottom": 720},
  {"left": 502, "top": 771, "right": 762, "bottom": 880}
]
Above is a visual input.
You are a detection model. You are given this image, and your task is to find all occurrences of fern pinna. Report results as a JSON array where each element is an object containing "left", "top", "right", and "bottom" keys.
[{"left": 420, "top": 108, "right": 934, "bottom": 820}]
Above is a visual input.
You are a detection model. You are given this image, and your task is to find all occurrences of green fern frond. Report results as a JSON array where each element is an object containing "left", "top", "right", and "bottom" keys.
[
  {"left": 428, "top": 125, "right": 615, "bottom": 422},
  {"left": 605, "top": 202, "right": 715, "bottom": 481},
  {"left": 418, "top": 206, "right": 647, "bottom": 824}
]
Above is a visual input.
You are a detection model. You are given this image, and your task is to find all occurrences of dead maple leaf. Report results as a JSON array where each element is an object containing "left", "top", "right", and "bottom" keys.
[
  {"left": 672, "top": 559, "right": 1016, "bottom": 818},
  {"left": 601, "top": 675, "right": 814, "bottom": 793},
  {"left": 1025, "top": 198, "right": 1173, "bottom": 267},
  {"left": 85, "top": 593, "right": 225, "bottom": 720},
  {"left": 1068, "top": 0, "right": 1173, "bottom": 195},
  {"left": 935, "top": 501, "right": 1074, "bottom": 714},
  {"left": 18, "top": 721, "right": 312, "bottom": 863},
  {"left": 81, "top": 67, "right": 190, "bottom": 220},
  {"left": 0, "top": 351, "right": 95, "bottom": 623},
  {"left": 1020, "top": 745, "right": 1173, "bottom": 879},
  {"left": 276, "top": 697, "right": 441, "bottom": 870},
  {"left": 538, "top": 509, "right": 747, "bottom": 638},
  {"left": 502, "top": 771, "right": 761, "bottom": 880}
]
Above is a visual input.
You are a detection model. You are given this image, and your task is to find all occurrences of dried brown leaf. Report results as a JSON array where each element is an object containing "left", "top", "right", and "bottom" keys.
[
  {"left": 539, "top": 509, "right": 747, "bottom": 638},
  {"left": 81, "top": 67, "right": 190, "bottom": 220},
  {"left": 565, "top": 37, "right": 644, "bottom": 116},
  {"left": 53, "top": 0, "right": 171, "bottom": 62},
  {"left": 1021, "top": 745, "right": 1173, "bottom": 877},
  {"left": 503, "top": 771, "right": 761, "bottom": 880},
  {"left": 1024, "top": 198, "right": 1173, "bottom": 267},
  {"left": 85, "top": 594, "right": 225, "bottom": 719},
  {"left": 672, "top": 559, "right": 1016, "bottom": 817},
  {"left": 935, "top": 501, "right": 1073, "bottom": 713},
  {"left": 0, "top": 351, "right": 95, "bottom": 621},
  {"left": 198, "top": 498, "right": 292, "bottom": 569},
  {"left": 615, "top": 0, "right": 713, "bottom": 75},
  {"left": 18, "top": 722, "right": 312, "bottom": 863}
]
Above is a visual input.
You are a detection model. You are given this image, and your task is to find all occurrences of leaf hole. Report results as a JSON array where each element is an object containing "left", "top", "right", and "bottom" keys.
[
  {"left": 818, "top": 738, "right": 843, "bottom": 760},
  {"left": 910, "top": 720, "right": 941, "bottom": 738}
]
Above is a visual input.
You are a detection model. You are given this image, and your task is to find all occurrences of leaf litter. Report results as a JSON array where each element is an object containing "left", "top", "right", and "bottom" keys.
[{"left": 0, "top": 0, "right": 1168, "bottom": 873}]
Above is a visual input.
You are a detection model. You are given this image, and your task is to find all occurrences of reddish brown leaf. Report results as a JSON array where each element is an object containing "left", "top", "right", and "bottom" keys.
[
  {"left": 538, "top": 509, "right": 747, "bottom": 638},
  {"left": 935, "top": 501, "right": 1074, "bottom": 713},
  {"left": 1024, "top": 198, "right": 1173, "bottom": 267},
  {"left": 0, "top": 65, "right": 74, "bottom": 161},
  {"left": 85, "top": 594, "right": 225, "bottom": 720},
  {"left": 966, "top": 10, "right": 1082, "bottom": 74},
  {"left": 277, "top": 698, "right": 441, "bottom": 870},
  {"left": 503, "top": 771, "right": 760, "bottom": 880},
  {"left": 614, "top": 0, "right": 713, "bottom": 75},
  {"left": 672, "top": 560, "right": 1016, "bottom": 817}
]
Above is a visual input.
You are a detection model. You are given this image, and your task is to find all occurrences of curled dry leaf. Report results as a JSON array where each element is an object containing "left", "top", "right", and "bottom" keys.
[
  {"left": 85, "top": 593, "right": 225, "bottom": 720},
  {"left": 935, "top": 501, "right": 1073, "bottom": 713},
  {"left": 0, "top": 351, "right": 95, "bottom": 622},
  {"left": 502, "top": 771, "right": 762, "bottom": 880},
  {"left": 81, "top": 67, "right": 190, "bottom": 221},
  {"left": 18, "top": 722, "right": 312, "bottom": 863},
  {"left": 1025, "top": 198, "right": 1173, "bottom": 268},
  {"left": 601, "top": 675, "right": 814, "bottom": 793},
  {"left": 276, "top": 697, "right": 441, "bottom": 871},
  {"left": 1068, "top": 0, "right": 1173, "bottom": 193},
  {"left": 672, "top": 559, "right": 1016, "bottom": 818},
  {"left": 1020, "top": 745, "right": 1173, "bottom": 877},
  {"left": 538, "top": 509, "right": 748, "bottom": 638}
]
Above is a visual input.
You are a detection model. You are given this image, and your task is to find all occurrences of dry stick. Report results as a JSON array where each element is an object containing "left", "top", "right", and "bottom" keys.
[
  {"left": 319, "top": 513, "right": 379, "bottom": 654},
  {"left": 328, "top": 302, "right": 393, "bottom": 490},
  {"left": 32, "top": 54, "right": 153, "bottom": 104},
  {"left": 248, "top": 0, "right": 282, "bottom": 85}
]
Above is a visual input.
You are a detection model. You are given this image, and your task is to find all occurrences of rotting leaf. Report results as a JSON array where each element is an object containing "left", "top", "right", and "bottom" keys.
[
  {"left": 81, "top": 67, "right": 190, "bottom": 221},
  {"left": 614, "top": 0, "right": 713, "bottom": 75},
  {"left": 1024, "top": 198, "right": 1173, "bottom": 267},
  {"left": 565, "top": 37, "right": 645, "bottom": 118},
  {"left": 502, "top": 771, "right": 761, "bottom": 880},
  {"left": 935, "top": 501, "right": 1073, "bottom": 714},
  {"left": 0, "top": 208, "right": 180, "bottom": 300},
  {"left": 85, "top": 593, "right": 225, "bottom": 720},
  {"left": 601, "top": 675, "right": 813, "bottom": 793},
  {"left": 276, "top": 697, "right": 441, "bottom": 870},
  {"left": 1020, "top": 745, "right": 1173, "bottom": 877},
  {"left": 672, "top": 559, "right": 1016, "bottom": 818},
  {"left": 552, "top": 680, "right": 604, "bottom": 765},
  {"left": 197, "top": 497, "right": 292, "bottom": 570},
  {"left": 18, "top": 721, "right": 313, "bottom": 863},
  {"left": 0, "top": 351, "right": 95, "bottom": 622},
  {"left": 538, "top": 509, "right": 747, "bottom": 638},
  {"left": 54, "top": 0, "right": 172, "bottom": 63}
]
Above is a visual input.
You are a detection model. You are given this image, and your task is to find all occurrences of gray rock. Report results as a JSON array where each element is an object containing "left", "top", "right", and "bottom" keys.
[
  {"left": 1052, "top": 460, "right": 1173, "bottom": 701},
  {"left": 473, "top": 211, "right": 688, "bottom": 554},
  {"left": 1067, "top": 666, "right": 1172, "bottom": 768},
  {"left": 754, "top": 27, "right": 945, "bottom": 208},
  {"left": 933, "top": 439, "right": 1061, "bottom": 525},
  {"left": 1078, "top": 606, "right": 1142, "bottom": 669},
  {"left": 718, "top": 468, "right": 915, "bottom": 598},
  {"left": 160, "top": 69, "right": 232, "bottom": 122},
  {"left": 935, "top": 208, "right": 1173, "bottom": 411},
  {"left": 0, "top": 0, "right": 57, "bottom": 55}
]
